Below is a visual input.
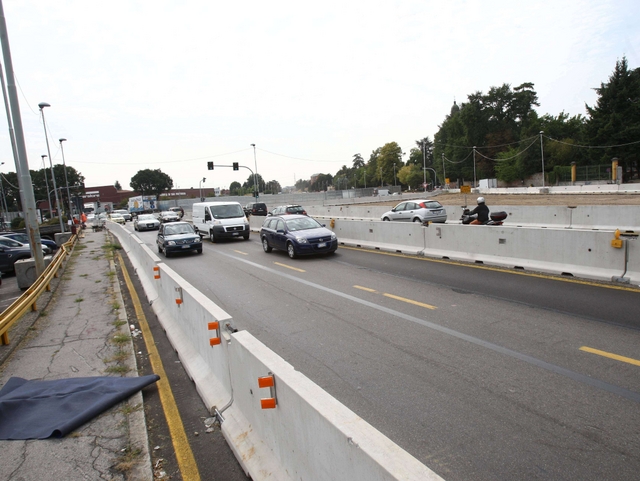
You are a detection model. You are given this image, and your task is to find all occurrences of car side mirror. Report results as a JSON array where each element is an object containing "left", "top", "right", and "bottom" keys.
[{"left": 276, "top": 229, "right": 285, "bottom": 234}]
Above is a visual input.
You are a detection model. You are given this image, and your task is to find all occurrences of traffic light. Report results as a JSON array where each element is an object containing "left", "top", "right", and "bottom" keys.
[
  {"left": 233, "top": 162, "right": 239, "bottom": 171},
  {"left": 207, "top": 161, "right": 214, "bottom": 170}
]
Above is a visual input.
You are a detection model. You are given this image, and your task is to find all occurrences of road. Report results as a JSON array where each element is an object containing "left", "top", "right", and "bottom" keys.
[{"left": 129, "top": 224, "right": 640, "bottom": 481}]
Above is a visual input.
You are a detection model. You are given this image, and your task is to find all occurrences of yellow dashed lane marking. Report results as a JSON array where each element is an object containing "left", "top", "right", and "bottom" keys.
[
  {"left": 580, "top": 346, "right": 640, "bottom": 367},
  {"left": 118, "top": 253, "right": 201, "bottom": 481},
  {"left": 354, "top": 285, "right": 437, "bottom": 309},
  {"left": 233, "top": 250, "right": 248, "bottom": 255},
  {"left": 274, "top": 262, "right": 306, "bottom": 273}
]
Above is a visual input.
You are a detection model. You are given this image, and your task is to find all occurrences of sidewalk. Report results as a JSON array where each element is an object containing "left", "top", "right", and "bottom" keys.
[{"left": 0, "top": 229, "right": 152, "bottom": 481}]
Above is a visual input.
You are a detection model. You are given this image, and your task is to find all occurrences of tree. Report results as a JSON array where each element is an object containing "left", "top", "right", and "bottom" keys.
[
  {"left": 397, "top": 164, "right": 423, "bottom": 189},
  {"left": 130, "top": 169, "right": 173, "bottom": 199},
  {"left": 114, "top": 180, "right": 122, "bottom": 191},
  {"left": 376, "top": 142, "right": 403, "bottom": 186},
  {"left": 352, "top": 153, "right": 364, "bottom": 169},
  {"left": 585, "top": 57, "right": 640, "bottom": 177},
  {"left": 229, "top": 181, "right": 243, "bottom": 196},
  {"left": 242, "top": 173, "right": 265, "bottom": 194}
]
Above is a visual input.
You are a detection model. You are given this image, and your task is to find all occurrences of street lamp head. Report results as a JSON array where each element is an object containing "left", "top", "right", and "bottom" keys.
[
  {"left": 41, "top": 154, "right": 47, "bottom": 159},
  {"left": 202, "top": 177, "right": 206, "bottom": 182},
  {"left": 59, "top": 138, "right": 67, "bottom": 143},
  {"left": 250, "top": 143, "right": 255, "bottom": 147},
  {"left": 38, "top": 102, "right": 50, "bottom": 110}
]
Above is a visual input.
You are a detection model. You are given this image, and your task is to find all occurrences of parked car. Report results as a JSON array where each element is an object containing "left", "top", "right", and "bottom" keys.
[
  {"left": 133, "top": 214, "right": 161, "bottom": 231},
  {"left": 0, "top": 231, "right": 57, "bottom": 253},
  {"left": 244, "top": 202, "right": 268, "bottom": 216},
  {"left": 260, "top": 215, "right": 338, "bottom": 259},
  {"left": 113, "top": 209, "right": 132, "bottom": 221},
  {"left": 268, "top": 205, "right": 307, "bottom": 216},
  {"left": 380, "top": 200, "right": 447, "bottom": 223},
  {"left": 108, "top": 213, "right": 126, "bottom": 225},
  {"left": 0, "top": 236, "right": 48, "bottom": 273},
  {"left": 156, "top": 221, "right": 202, "bottom": 257},
  {"left": 158, "top": 211, "right": 181, "bottom": 223}
]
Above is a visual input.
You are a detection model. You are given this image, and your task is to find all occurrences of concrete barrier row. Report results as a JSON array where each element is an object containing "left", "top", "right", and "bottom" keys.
[
  {"left": 305, "top": 204, "right": 640, "bottom": 231},
  {"left": 107, "top": 222, "right": 443, "bottom": 481},
  {"left": 325, "top": 220, "right": 639, "bottom": 284}
]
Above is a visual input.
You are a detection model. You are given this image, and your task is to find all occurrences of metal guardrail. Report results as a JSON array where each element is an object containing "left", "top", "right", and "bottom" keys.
[{"left": 0, "top": 231, "right": 78, "bottom": 345}]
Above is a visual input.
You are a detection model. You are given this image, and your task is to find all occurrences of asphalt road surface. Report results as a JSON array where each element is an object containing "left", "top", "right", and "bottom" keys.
[{"left": 129, "top": 224, "right": 640, "bottom": 481}]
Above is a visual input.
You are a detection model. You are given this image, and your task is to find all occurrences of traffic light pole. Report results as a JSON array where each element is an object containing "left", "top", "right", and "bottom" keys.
[{"left": 206, "top": 163, "right": 256, "bottom": 198}]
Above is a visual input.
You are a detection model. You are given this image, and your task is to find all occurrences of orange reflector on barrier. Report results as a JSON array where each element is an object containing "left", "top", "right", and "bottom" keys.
[
  {"left": 261, "top": 398, "right": 277, "bottom": 409},
  {"left": 153, "top": 266, "right": 160, "bottom": 279},
  {"left": 175, "top": 299, "right": 183, "bottom": 305},
  {"left": 258, "top": 375, "right": 274, "bottom": 388},
  {"left": 208, "top": 321, "right": 219, "bottom": 330},
  {"left": 209, "top": 337, "right": 221, "bottom": 346}
]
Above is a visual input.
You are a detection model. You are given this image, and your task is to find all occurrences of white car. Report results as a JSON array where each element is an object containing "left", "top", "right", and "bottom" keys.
[
  {"left": 380, "top": 200, "right": 447, "bottom": 223},
  {"left": 134, "top": 214, "right": 161, "bottom": 231},
  {"left": 108, "top": 213, "right": 126, "bottom": 225}
]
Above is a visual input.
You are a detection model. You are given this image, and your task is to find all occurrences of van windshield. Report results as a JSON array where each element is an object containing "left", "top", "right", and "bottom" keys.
[{"left": 209, "top": 204, "right": 244, "bottom": 219}]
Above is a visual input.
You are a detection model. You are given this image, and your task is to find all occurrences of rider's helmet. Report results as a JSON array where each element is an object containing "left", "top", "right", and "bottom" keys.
[{"left": 477, "top": 196, "right": 485, "bottom": 204}]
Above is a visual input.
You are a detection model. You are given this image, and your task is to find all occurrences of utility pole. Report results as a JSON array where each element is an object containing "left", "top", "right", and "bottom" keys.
[{"left": 0, "top": 1, "right": 45, "bottom": 273}]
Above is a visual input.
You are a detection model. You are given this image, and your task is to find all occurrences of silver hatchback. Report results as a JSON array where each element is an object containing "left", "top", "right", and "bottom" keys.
[{"left": 381, "top": 200, "right": 447, "bottom": 223}]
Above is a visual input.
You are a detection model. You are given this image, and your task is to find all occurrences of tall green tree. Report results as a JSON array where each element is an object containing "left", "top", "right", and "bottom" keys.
[
  {"left": 130, "top": 169, "right": 173, "bottom": 199},
  {"left": 585, "top": 57, "right": 640, "bottom": 176}
]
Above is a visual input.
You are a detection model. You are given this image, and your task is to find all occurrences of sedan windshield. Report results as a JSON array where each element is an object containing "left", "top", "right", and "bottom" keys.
[
  {"left": 285, "top": 217, "right": 322, "bottom": 231},
  {"left": 164, "top": 225, "right": 194, "bottom": 235}
]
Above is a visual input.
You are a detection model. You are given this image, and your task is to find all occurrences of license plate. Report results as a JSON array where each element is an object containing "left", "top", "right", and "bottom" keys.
[
  {"left": 232, "top": 232, "right": 239, "bottom": 236},
  {"left": 317, "top": 242, "right": 326, "bottom": 248},
  {"left": 182, "top": 245, "right": 190, "bottom": 249}
]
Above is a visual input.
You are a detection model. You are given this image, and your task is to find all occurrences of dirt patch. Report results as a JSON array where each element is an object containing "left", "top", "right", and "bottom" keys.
[{"left": 372, "top": 192, "right": 640, "bottom": 207}]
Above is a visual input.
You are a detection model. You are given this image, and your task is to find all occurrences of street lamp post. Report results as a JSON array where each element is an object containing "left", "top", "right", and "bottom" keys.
[
  {"left": 422, "top": 142, "right": 427, "bottom": 193},
  {"left": 540, "top": 131, "right": 545, "bottom": 187},
  {"left": 199, "top": 177, "right": 206, "bottom": 201},
  {"left": 250, "top": 143, "right": 258, "bottom": 201},
  {"left": 59, "top": 138, "right": 73, "bottom": 218},
  {"left": 38, "top": 103, "right": 64, "bottom": 232},
  {"left": 41, "top": 155, "right": 52, "bottom": 219}
]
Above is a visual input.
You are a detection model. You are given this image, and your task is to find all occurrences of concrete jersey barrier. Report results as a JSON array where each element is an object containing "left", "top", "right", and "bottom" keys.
[{"left": 107, "top": 223, "right": 445, "bottom": 480}]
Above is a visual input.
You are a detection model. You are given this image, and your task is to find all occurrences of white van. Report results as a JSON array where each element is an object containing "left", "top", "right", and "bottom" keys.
[{"left": 192, "top": 202, "right": 250, "bottom": 242}]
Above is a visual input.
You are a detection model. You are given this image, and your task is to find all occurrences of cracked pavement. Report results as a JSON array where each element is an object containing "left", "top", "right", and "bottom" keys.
[{"left": 0, "top": 229, "right": 152, "bottom": 481}]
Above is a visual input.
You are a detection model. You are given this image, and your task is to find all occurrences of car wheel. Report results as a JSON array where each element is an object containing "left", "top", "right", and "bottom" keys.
[
  {"left": 262, "top": 237, "right": 272, "bottom": 253},
  {"left": 157, "top": 244, "right": 162, "bottom": 253},
  {"left": 164, "top": 248, "right": 171, "bottom": 258},
  {"left": 197, "top": 249, "right": 202, "bottom": 254},
  {"left": 286, "top": 242, "right": 296, "bottom": 259},
  {"left": 412, "top": 217, "right": 422, "bottom": 223},
  {"left": 382, "top": 217, "right": 390, "bottom": 221},
  {"left": 209, "top": 231, "right": 216, "bottom": 243},
  {"left": 243, "top": 234, "right": 250, "bottom": 240}
]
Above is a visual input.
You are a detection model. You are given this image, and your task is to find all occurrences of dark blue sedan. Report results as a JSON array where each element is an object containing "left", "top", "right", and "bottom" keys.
[
  {"left": 156, "top": 222, "right": 202, "bottom": 257},
  {"left": 260, "top": 215, "right": 337, "bottom": 259}
]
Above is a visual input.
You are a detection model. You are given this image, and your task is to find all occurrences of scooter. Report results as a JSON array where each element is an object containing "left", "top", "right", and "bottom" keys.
[{"left": 461, "top": 208, "right": 508, "bottom": 225}]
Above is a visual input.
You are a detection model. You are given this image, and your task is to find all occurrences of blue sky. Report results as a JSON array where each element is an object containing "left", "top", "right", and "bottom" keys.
[{"left": 1, "top": 0, "right": 638, "bottom": 191}]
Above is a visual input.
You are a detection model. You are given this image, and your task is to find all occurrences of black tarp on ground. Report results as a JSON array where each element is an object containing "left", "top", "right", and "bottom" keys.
[{"left": 0, "top": 374, "right": 160, "bottom": 440}]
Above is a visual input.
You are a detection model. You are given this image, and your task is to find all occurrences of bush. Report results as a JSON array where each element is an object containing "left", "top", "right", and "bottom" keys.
[{"left": 11, "top": 216, "right": 24, "bottom": 229}]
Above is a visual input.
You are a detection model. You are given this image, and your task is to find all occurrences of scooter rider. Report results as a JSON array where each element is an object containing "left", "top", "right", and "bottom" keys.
[{"left": 468, "top": 197, "right": 490, "bottom": 224}]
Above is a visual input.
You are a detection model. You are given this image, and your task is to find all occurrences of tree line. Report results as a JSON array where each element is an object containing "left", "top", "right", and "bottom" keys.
[{"left": 311, "top": 57, "right": 640, "bottom": 190}]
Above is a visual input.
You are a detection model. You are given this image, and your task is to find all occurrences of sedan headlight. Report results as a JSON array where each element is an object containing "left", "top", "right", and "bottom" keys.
[
  {"left": 331, "top": 232, "right": 337, "bottom": 240},
  {"left": 294, "top": 236, "right": 308, "bottom": 244},
  {"left": 167, "top": 241, "right": 176, "bottom": 246}
]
